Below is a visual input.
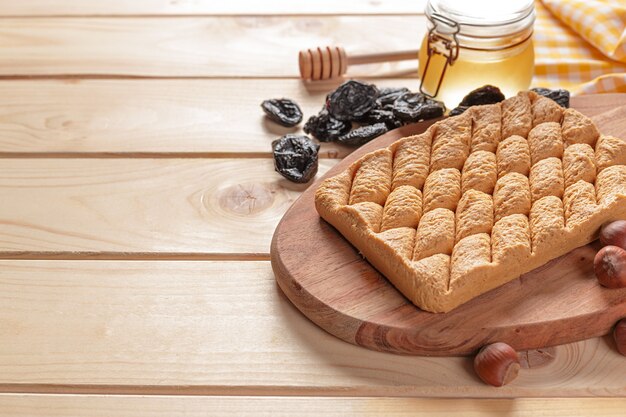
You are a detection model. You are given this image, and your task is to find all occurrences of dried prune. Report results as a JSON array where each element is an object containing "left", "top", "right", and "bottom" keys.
[
  {"left": 303, "top": 108, "right": 351, "bottom": 142},
  {"left": 531, "top": 87, "right": 570, "bottom": 108},
  {"left": 377, "top": 87, "right": 411, "bottom": 106},
  {"left": 359, "top": 108, "right": 402, "bottom": 129},
  {"left": 448, "top": 105, "right": 470, "bottom": 116},
  {"left": 336, "top": 123, "right": 388, "bottom": 146},
  {"left": 272, "top": 134, "right": 319, "bottom": 183},
  {"left": 392, "top": 92, "right": 445, "bottom": 123},
  {"left": 458, "top": 85, "right": 505, "bottom": 107},
  {"left": 327, "top": 80, "right": 379, "bottom": 121},
  {"left": 261, "top": 98, "right": 303, "bottom": 127},
  {"left": 447, "top": 85, "right": 505, "bottom": 116}
]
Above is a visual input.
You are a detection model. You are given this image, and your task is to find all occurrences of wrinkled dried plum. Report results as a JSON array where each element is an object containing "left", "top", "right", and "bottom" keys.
[
  {"left": 531, "top": 87, "right": 570, "bottom": 108},
  {"left": 377, "top": 87, "right": 411, "bottom": 106},
  {"left": 303, "top": 108, "right": 351, "bottom": 142},
  {"left": 458, "top": 85, "right": 505, "bottom": 107},
  {"left": 392, "top": 92, "right": 445, "bottom": 123},
  {"left": 448, "top": 105, "right": 469, "bottom": 116},
  {"left": 337, "top": 123, "right": 388, "bottom": 146},
  {"left": 272, "top": 134, "right": 319, "bottom": 183},
  {"left": 359, "top": 108, "right": 402, "bottom": 129},
  {"left": 261, "top": 98, "right": 303, "bottom": 127},
  {"left": 327, "top": 80, "right": 379, "bottom": 121}
]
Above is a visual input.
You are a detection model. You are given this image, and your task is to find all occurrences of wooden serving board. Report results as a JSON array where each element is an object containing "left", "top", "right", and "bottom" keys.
[{"left": 271, "top": 94, "right": 626, "bottom": 356}]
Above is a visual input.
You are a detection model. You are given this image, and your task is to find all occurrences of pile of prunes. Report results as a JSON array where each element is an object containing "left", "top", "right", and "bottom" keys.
[
  {"left": 262, "top": 81, "right": 569, "bottom": 183},
  {"left": 303, "top": 80, "right": 445, "bottom": 146}
]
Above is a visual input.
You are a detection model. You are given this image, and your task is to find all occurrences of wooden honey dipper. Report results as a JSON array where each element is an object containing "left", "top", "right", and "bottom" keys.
[{"left": 299, "top": 46, "right": 419, "bottom": 81}]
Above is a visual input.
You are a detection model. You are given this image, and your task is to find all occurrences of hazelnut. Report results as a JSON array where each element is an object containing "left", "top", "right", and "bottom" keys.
[
  {"left": 600, "top": 220, "right": 626, "bottom": 249},
  {"left": 615, "top": 319, "right": 626, "bottom": 357},
  {"left": 594, "top": 245, "right": 626, "bottom": 288},
  {"left": 474, "top": 342, "right": 520, "bottom": 387}
]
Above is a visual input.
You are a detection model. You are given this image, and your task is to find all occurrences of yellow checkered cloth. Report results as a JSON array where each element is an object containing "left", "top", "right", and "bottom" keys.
[{"left": 534, "top": 0, "right": 626, "bottom": 94}]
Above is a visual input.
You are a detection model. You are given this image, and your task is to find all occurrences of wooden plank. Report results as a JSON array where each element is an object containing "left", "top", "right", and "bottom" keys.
[
  {"left": 0, "top": 260, "right": 624, "bottom": 396},
  {"left": 0, "top": 86, "right": 618, "bottom": 159},
  {"left": 0, "top": 0, "right": 426, "bottom": 16},
  {"left": 0, "top": 17, "right": 422, "bottom": 77},
  {"left": 1, "top": 395, "right": 626, "bottom": 417},
  {"left": 0, "top": 79, "right": 418, "bottom": 157},
  {"left": 0, "top": 158, "right": 334, "bottom": 257}
]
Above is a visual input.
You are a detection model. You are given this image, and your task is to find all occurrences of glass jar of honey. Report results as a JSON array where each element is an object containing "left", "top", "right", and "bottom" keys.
[{"left": 418, "top": 0, "right": 535, "bottom": 108}]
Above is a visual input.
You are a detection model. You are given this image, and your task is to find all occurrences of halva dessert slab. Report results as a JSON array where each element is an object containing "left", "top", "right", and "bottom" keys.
[{"left": 315, "top": 91, "right": 626, "bottom": 313}]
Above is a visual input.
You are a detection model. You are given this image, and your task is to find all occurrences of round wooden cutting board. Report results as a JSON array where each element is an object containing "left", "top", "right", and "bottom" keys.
[{"left": 271, "top": 94, "right": 626, "bottom": 356}]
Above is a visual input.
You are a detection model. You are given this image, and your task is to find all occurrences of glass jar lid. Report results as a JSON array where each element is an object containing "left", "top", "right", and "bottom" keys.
[{"left": 425, "top": 0, "right": 535, "bottom": 50}]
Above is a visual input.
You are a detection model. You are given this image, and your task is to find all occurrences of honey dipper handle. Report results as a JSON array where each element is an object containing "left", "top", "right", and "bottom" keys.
[
  {"left": 347, "top": 50, "right": 419, "bottom": 66},
  {"left": 299, "top": 46, "right": 419, "bottom": 81}
]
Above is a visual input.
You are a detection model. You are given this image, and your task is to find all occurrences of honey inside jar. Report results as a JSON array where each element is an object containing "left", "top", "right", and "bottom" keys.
[{"left": 418, "top": 0, "right": 535, "bottom": 109}]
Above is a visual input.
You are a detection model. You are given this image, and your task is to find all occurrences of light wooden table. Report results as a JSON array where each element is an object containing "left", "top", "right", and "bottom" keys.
[{"left": 0, "top": 1, "right": 624, "bottom": 415}]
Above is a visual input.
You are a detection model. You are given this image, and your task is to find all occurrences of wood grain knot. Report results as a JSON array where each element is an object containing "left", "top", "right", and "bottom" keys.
[
  {"left": 46, "top": 116, "right": 84, "bottom": 130},
  {"left": 217, "top": 183, "right": 276, "bottom": 215},
  {"left": 519, "top": 347, "right": 556, "bottom": 369}
]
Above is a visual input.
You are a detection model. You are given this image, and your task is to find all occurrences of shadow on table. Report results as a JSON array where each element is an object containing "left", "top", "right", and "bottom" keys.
[{"left": 272, "top": 281, "right": 479, "bottom": 392}]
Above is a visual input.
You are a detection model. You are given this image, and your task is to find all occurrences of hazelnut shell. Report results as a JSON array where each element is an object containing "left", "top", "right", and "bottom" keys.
[
  {"left": 594, "top": 245, "right": 626, "bottom": 289},
  {"left": 474, "top": 342, "right": 520, "bottom": 387},
  {"left": 600, "top": 220, "right": 626, "bottom": 249}
]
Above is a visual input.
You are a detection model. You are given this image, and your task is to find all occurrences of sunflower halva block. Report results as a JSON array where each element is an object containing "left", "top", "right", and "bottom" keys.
[{"left": 315, "top": 91, "right": 626, "bottom": 313}]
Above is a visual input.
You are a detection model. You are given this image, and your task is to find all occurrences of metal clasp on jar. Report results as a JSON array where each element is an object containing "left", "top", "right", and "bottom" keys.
[{"left": 419, "top": 12, "right": 460, "bottom": 98}]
